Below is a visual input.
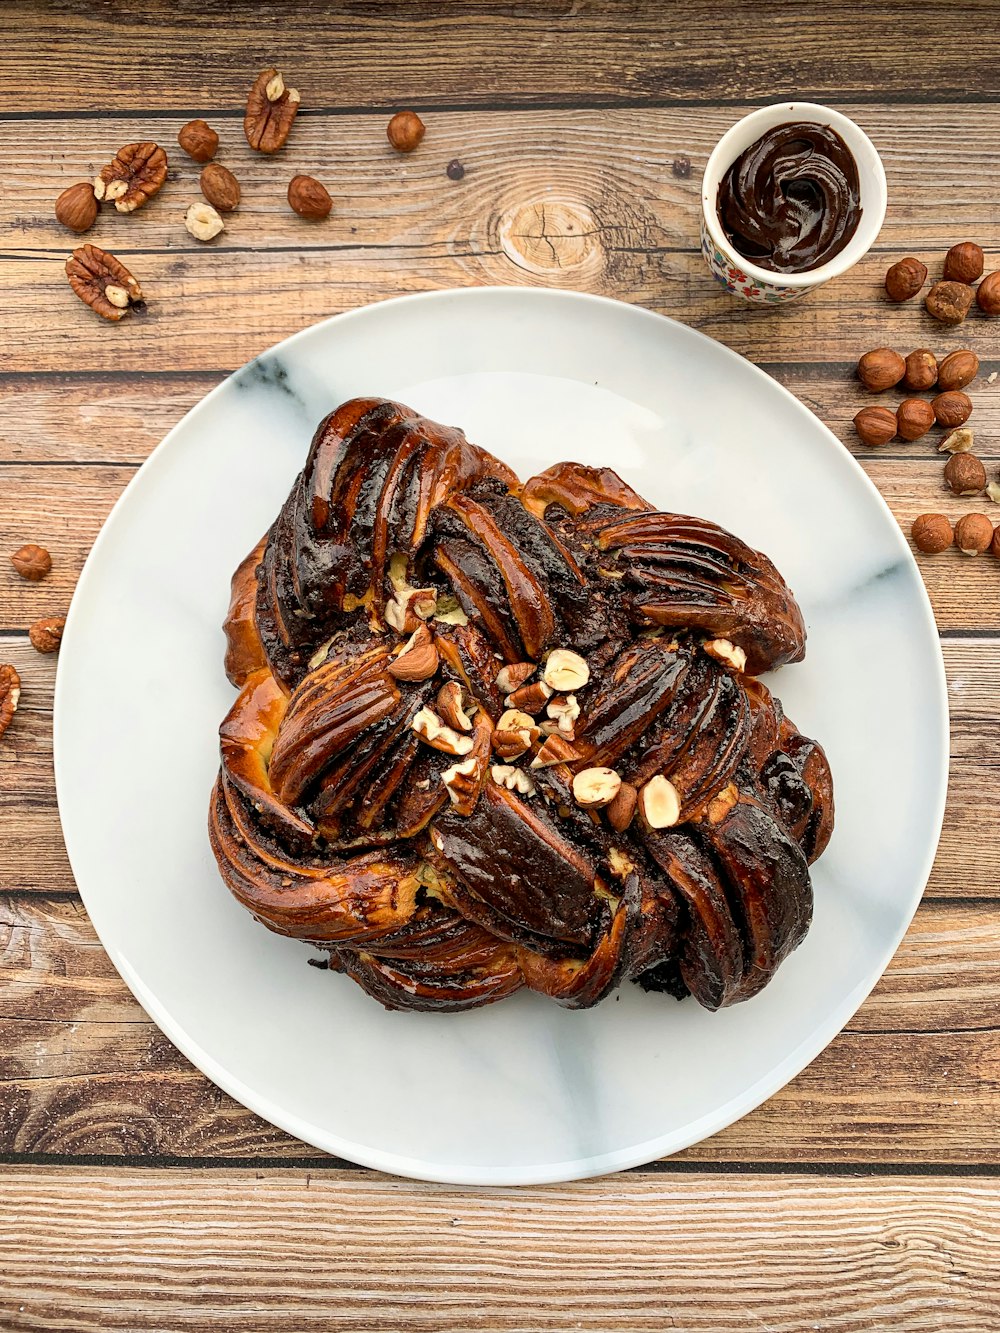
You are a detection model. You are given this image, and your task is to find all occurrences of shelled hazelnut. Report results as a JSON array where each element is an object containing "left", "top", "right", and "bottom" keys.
[
  {"left": 932, "top": 391, "right": 973, "bottom": 429},
  {"left": 902, "top": 349, "right": 938, "bottom": 392},
  {"left": 977, "top": 272, "right": 1000, "bottom": 315},
  {"left": 853, "top": 406, "right": 897, "bottom": 446},
  {"left": 925, "top": 281, "right": 974, "bottom": 324},
  {"left": 954, "top": 513, "right": 994, "bottom": 555},
  {"left": 857, "top": 348, "right": 905, "bottom": 391},
  {"left": 884, "top": 257, "right": 927, "bottom": 303},
  {"left": 943, "top": 242, "right": 984, "bottom": 284},
  {"left": 943, "top": 452, "right": 986, "bottom": 496},
  {"left": 937, "top": 350, "right": 979, "bottom": 391},
  {"left": 896, "top": 399, "right": 935, "bottom": 441},
  {"left": 911, "top": 514, "right": 953, "bottom": 554}
]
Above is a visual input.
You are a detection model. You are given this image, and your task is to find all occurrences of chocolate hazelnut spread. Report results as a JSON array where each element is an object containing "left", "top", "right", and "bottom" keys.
[{"left": 717, "top": 122, "right": 862, "bottom": 274}]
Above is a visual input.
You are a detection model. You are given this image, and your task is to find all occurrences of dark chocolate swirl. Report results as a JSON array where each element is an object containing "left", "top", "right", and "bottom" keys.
[
  {"left": 717, "top": 122, "right": 862, "bottom": 274},
  {"left": 210, "top": 398, "right": 833, "bottom": 1013}
]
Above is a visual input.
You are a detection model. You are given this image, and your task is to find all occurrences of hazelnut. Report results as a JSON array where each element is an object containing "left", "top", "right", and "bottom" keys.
[
  {"left": 857, "top": 348, "right": 905, "bottom": 391},
  {"left": 386, "top": 110, "right": 425, "bottom": 152},
  {"left": 437, "top": 680, "right": 475, "bottom": 732},
  {"left": 29, "top": 615, "right": 65, "bottom": 654},
  {"left": 937, "top": 349, "right": 979, "bottom": 392},
  {"left": 387, "top": 624, "right": 439, "bottom": 681},
  {"left": 638, "top": 775, "right": 681, "bottom": 830},
  {"left": 184, "top": 202, "right": 224, "bottom": 241},
  {"left": 938, "top": 427, "right": 975, "bottom": 454},
  {"left": 287, "top": 174, "right": 332, "bottom": 219},
  {"left": 884, "top": 257, "right": 927, "bottom": 302},
  {"left": 177, "top": 119, "right": 218, "bottom": 163},
  {"left": 992, "top": 526, "right": 1000, "bottom": 560},
  {"left": 702, "top": 638, "right": 747, "bottom": 672},
  {"left": 572, "top": 766, "right": 622, "bottom": 810},
  {"left": 925, "top": 280, "right": 974, "bottom": 324},
  {"left": 976, "top": 271, "right": 1000, "bottom": 315},
  {"left": 200, "top": 163, "right": 241, "bottom": 212},
  {"left": 910, "top": 513, "right": 953, "bottom": 554},
  {"left": 853, "top": 406, "right": 897, "bottom": 447},
  {"left": 54, "top": 182, "right": 98, "bottom": 234},
  {"left": 988, "top": 482, "right": 1000, "bottom": 506},
  {"left": 954, "top": 513, "right": 994, "bottom": 555},
  {"left": 606, "top": 781, "right": 638, "bottom": 832},
  {"left": 896, "top": 398, "right": 935, "bottom": 441},
  {"left": 932, "top": 391, "right": 973, "bottom": 429},
  {"left": 903, "top": 349, "right": 938, "bottom": 392},
  {"left": 943, "top": 452, "right": 986, "bottom": 496},
  {"left": 943, "top": 242, "right": 984, "bottom": 285},
  {"left": 10, "top": 543, "right": 52, "bottom": 581},
  {"left": 542, "top": 648, "right": 590, "bottom": 692}
]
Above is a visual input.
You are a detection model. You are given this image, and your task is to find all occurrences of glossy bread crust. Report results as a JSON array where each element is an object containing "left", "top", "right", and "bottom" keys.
[{"left": 211, "top": 398, "right": 832, "bottom": 1012}]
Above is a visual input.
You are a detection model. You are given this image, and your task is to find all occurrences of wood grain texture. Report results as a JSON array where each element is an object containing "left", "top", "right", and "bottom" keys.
[
  {"left": 8, "top": 0, "right": 1000, "bottom": 109},
  {"left": 8, "top": 106, "right": 1000, "bottom": 255},
  {"left": 0, "top": 1166, "right": 997, "bottom": 1331},
  {"left": 0, "top": 894, "right": 996, "bottom": 1165}
]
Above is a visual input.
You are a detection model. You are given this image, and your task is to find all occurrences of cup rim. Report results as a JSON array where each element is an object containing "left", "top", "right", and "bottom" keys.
[{"left": 701, "top": 101, "right": 888, "bottom": 289}]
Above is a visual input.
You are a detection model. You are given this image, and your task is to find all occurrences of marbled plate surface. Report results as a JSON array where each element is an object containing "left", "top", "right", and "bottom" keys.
[{"left": 53, "top": 289, "right": 948, "bottom": 1184}]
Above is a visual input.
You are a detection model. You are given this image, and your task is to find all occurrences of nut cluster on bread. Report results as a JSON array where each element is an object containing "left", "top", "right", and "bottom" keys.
[{"left": 209, "top": 398, "right": 834, "bottom": 1013}]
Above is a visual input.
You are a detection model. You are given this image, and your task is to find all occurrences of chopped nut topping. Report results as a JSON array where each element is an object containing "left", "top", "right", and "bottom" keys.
[
  {"left": 436, "top": 680, "right": 475, "bottom": 731},
  {"left": 530, "top": 733, "right": 580, "bottom": 769},
  {"left": 546, "top": 693, "right": 580, "bottom": 737},
  {"left": 703, "top": 638, "right": 747, "bottom": 673},
  {"left": 542, "top": 648, "right": 590, "bottom": 692},
  {"left": 411, "top": 707, "right": 474, "bottom": 756},
  {"left": 639, "top": 775, "right": 681, "bottom": 829},
  {"left": 505, "top": 680, "right": 554, "bottom": 715},
  {"left": 490, "top": 764, "right": 536, "bottom": 796},
  {"left": 386, "top": 555, "right": 438, "bottom": 633},
  {"left": 441, "top": 756, "right": 479, "bottom": 805},
  {"left": 495, "top": 661, "right": 536, "bottom": 695},
  {"left": 387, "top": 624, "right": 439, "bottom": 681},
  {"left": 606, "top": 781, "right": 638, "bottom": 832},
  {"left": 571, "top": 766, "right": 622, "bottom": 809},
  {"left": 706, "top": 782, "right": 739, "bottom": 825}
]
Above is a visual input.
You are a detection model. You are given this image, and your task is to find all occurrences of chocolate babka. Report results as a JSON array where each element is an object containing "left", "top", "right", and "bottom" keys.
[{"left": 210, "top": 397, "right": 833, "bottom": 1012}]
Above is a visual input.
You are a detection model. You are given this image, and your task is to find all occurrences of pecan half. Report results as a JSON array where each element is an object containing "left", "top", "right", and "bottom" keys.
[
  {"left": 66, "top": 245, "right": 143, "bottom": 321},
  {"left": 244, "top": 68, "right": 300, "bottom": 153},
  {"left": 0, "top": 664, "right": 20, "bottom": 741},
  {"left": 94, "top": 142, "right": 168, "bottom": 213}
]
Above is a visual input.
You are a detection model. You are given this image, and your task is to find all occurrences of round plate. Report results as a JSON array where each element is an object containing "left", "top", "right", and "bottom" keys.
[{"left": 54, "top": 289, "right": 948, "bottom": 1185}]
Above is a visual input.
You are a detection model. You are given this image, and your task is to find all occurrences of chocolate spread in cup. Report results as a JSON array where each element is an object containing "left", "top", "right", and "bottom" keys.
[{"left": 717, "top": 122, "right": 862, "bottom": 274}]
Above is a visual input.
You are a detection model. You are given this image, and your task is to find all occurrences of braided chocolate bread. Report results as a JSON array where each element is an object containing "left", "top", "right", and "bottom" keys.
[{"left": 210, "top": 397, "right": 833, "bottom": 1012}]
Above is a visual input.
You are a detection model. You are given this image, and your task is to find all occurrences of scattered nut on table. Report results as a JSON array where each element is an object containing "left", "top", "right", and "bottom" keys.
[
  {"left": 902, "top": 348, "right": 938, "bottom": 391},
  {"left": 94, "top": 142, "right": 168, "bottom": 213},
  {"left": 386, "top": 110, "right": 425, "bottom": 152},
  {"left": 925, "top": 280, "right": 974, "bottom": 324},
  {"left": 244, "top": 68, "right": 300, "bottom": 152},
  {"left": 932, "top": 391, "right": 973, "bottom": 429},
  {"left": 896, "top": 398, "right": 935, "bottom": 441},
  {"left": 287, "top": 174, "right": 332, "bottom": 219},
  {"left": 954, "top": 513, "right": 994, "bottom": 555},
  {"left": 854, "top": 405, "right": 897, "bottom": 446},
  {"left": 185, "top": 202, "right": 225, "bottom": 241},
  {"left": 943, "top": 452, "right": 986, "bottom": 496},
  {"left": 911, "top": 513, "right": 953, "bottom": 553},
  {"left": 54, "top": 182, "right": 98, "bottom": 234},
  {"left": 937, "top": 349, "right": 979, "bottom": 391},
  {"left": 177, "top": 119, "right": 218, "bottom": 162},
  {"left": 943, "top": 242, "right": 984, "bottom": 284},
  {"left": 10, "top": 543, "right": 51, "bottom": 581},
  {"left": 938, "top": 427, "right": 975, "bottom": 454},
  {"left": 29, "top": 615, "right": 66, "bottom": 654},
  {"left": 977, "top": 271, "right": 1000, "bottom": 315},
  {"left": 65, "top": 244, "right": 144, "bottom": 320},
  {"left": 857, "top": 347, "right": 905, "bottom": 391},
  {"left": 200, "top": 163, "right": 241, "bottom": 212},
  {"left": 0, "top": 664, "right": 21, "bottom": 742},
  {"left": 884, "top": 257, "right": 927, "bottom": 302}
]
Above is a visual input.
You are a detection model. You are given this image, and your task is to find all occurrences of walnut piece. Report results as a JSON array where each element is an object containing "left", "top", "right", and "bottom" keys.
[
  {"left": 244, "top": 68, "right": 300, "bottom": 153},
  {"left": 0, "top": 664, "right": 21, "bottom": 742},
  {"left": 94, "top": 142, "right": 168, "bottom": 213},
  {"left": 65, "top": 245, "right": 144, "bottom": 321}
]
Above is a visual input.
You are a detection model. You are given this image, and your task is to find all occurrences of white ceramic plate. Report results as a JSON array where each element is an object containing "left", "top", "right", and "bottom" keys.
[{"left": 54, "top": 289, "right": 948, "bottom": 1185}]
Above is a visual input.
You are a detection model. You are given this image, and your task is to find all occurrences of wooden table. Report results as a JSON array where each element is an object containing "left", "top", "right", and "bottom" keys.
[{"left": 2, "top": 3, "right": 998, "bottom": 1327}]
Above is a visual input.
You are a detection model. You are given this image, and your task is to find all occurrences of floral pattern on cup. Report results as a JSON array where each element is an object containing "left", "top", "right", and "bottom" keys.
[{"left": 699, "top": 220, "right": 805, "bottom": 304}]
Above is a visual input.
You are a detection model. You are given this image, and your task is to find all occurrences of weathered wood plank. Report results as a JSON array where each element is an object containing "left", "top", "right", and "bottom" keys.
[
  {"left": 7, "top": 106, "right": 1000, "bottom": 255},
  {"left": 0, "top": 895, "right": 996, "bottom": 1165},
  {"left": 7, "top": 0, "right": 1000, "bottom": 109},
  {"left": 3, "top": 247, "right": 998, "bottom": 374},
  {"left": 0, "top": 1166, "right": 997, "bottom": 1331},
  {"left": 3, "top": 463, "right": 997, "bottom": 637},
  {"left": 3, "top": 366, "right": 999, "bottom": 466}
]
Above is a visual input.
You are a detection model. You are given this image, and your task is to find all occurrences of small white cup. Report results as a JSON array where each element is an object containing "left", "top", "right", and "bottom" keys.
[{"left": 700, "top": 102, "right": 887, "bottom": 304}]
